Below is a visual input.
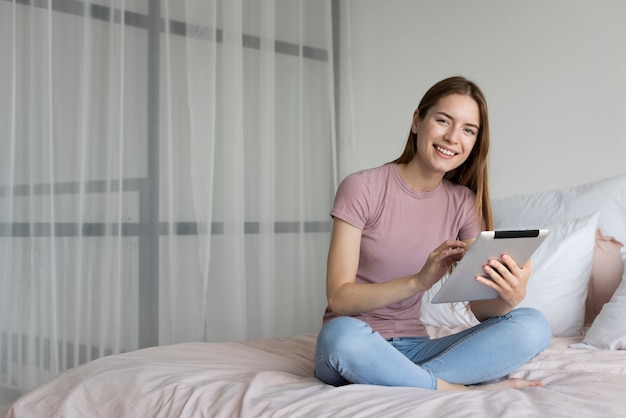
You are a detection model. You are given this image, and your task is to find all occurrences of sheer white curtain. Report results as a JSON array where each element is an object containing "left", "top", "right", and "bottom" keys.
[{"left": 0, "top": 0, "right": 335, "bottom": 402}]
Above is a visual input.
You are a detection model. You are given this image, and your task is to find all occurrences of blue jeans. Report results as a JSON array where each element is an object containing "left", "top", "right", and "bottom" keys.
[{"left": 314, "top": 308, "right": 551, "bottom": 389}]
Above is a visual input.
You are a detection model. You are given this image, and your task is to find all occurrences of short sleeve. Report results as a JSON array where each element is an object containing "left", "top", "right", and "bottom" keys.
[
  {"left": 330, "top": 172, "right": 372, "bottom": 230},
  {"left": 457, "top": 187, "right": 483, "bottom": 240}
]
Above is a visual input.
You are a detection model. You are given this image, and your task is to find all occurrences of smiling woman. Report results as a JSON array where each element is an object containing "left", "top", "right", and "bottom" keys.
[
  {"left": 314, "top": 75, "right": 551, "bottom": 391},
  {"left": 408, "top": 94, "right": 480, "bottom": 189},
  {"left": 392, "top": 76, "right": 493, "bottom": 231}
]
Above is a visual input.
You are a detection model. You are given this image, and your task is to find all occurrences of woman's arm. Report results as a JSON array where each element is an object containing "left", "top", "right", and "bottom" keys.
[
  {"left": 469, "top": 256, "right": 532, "bottom": 321},
  {"left": 326, "top": 218, "right": 467, "bottom": 316}
]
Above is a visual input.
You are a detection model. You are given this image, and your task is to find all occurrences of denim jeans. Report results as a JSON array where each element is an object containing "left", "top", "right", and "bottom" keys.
[{"left": 314, "top": 307, "right": 551, "bottom": 389}]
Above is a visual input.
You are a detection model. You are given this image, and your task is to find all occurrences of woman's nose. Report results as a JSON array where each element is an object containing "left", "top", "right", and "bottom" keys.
[{"left": 443, "top": 128, "right": 459, "bottom": 143}]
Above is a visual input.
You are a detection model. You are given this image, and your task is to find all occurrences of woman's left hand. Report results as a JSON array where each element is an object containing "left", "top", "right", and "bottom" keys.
[{"left": 476, "top": 255, "right": 532, "bottom": 310}]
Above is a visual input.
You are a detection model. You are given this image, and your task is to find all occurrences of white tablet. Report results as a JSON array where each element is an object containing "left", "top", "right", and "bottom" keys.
[{"left": 430, "top": 229, "right": 550, "bottom": 303}]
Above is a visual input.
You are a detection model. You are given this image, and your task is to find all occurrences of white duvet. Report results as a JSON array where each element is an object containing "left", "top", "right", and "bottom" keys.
[{"left": 5, "top": 333, "right": 626, "bottom": 418}]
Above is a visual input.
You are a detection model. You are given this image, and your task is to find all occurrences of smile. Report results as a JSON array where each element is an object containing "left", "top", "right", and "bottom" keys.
[{"left": 435, "top": 145, "right": 457, "bottom": 157}]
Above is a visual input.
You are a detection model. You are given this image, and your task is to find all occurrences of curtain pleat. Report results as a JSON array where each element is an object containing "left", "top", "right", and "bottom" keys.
[
  {"left": 0, "top": 0, "right": 334, "bottom": 402},
  {"left": 257, "top": 0, "right": 277, "bottom": 337}
]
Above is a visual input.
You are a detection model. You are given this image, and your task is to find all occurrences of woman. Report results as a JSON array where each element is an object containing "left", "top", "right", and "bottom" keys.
[{"left": 314, "top": 76, "right": 551, "bottom": 391}]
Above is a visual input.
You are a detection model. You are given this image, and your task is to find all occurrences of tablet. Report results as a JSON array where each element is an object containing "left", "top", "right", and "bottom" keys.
[{"left": 430, "top": 229, "right": 550, "bottom": 303}]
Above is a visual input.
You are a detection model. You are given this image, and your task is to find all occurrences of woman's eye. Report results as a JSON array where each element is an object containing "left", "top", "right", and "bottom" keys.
[
  {"left": 437, "top": 118, "right": 450, "bottom": 125},
  {"left": 464, "top": 128, "right": 477, "bottom": 135}
]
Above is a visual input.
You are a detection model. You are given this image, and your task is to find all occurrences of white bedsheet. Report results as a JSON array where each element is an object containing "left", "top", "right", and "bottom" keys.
[{"left": 5, "top": 333, "right": 626, "bottom": 417}]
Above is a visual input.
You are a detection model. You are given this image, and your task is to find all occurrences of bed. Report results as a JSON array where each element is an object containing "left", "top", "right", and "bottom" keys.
[
  {"left": 4, "top": 332, "right": 626, "bottom": 417},
  {"left": 5, "top": 173, "right": 626, "bottom": 417}
]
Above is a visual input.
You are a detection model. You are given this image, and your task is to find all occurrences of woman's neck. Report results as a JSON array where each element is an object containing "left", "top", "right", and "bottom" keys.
[{"left": 396, "top": 161, "right": 443, "bottom": 192}]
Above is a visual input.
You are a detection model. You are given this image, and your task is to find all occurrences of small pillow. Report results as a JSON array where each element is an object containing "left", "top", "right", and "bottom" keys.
[
  {"left": 585, "top": 229, "right": 624, "bottom": 325},
  {"left": 571, "top": 265, "right": 626, "bottom": 350},
  {"left": 512, "top": 213, "right": 600, "bottom": 337},
  {"left": 420, "top": 276, "right": 479, "bottom": 329}
]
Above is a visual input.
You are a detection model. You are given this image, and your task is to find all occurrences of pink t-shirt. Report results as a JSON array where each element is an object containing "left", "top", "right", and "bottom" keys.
[{"left": 323, "top": 163, "right": 482, "bottom": 338}]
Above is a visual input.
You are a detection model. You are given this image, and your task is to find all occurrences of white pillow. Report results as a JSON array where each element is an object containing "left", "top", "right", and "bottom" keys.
[
  {"left": 421, "top": 213, "right": 598, "bottom": 335},
  {"left": 516, "top": 213, "right": 599, "bottom": 337},
  {"left": 420, "top": 277, "right": 479, "bottom": 329},
  {"left": 492, "top": 173, "right": 626, "bottom": 244},
  {"left": 571, "top": 264, "right": 626, "bottom": 350}
]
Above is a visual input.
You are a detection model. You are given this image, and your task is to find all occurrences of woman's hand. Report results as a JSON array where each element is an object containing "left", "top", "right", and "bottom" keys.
[
  {"left": 470, "top": 255, "right": 532, "bottom": 320},
  {"left": 415, "top": 239, "right": 469, "bottom": 291},
  {"left": 326, "top": 219, "right": 473, "bottom": 316}
]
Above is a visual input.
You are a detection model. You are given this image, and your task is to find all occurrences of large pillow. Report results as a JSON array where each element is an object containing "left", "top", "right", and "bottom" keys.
[
  {"left": 571, "top": 252, "right": 626, "bottom": 350},
  {"left": 515, "top": 213, "right": 599, "bottom": 337},
  {"left": 421, "top": 213, "right": 599, "bottom": 336},
  {"left": 492, "top": 173, "right": 626, "bottom": 244}
]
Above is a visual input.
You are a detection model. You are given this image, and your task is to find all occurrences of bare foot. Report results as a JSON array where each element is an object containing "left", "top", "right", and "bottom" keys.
[{"left": 437, "top": 377, "right": 543, "bottom": 391}]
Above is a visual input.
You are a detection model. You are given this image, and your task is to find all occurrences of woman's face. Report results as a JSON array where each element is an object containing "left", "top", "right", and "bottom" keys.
[{"left": 411, "top": 93, "right": 480, "bottom": 177}]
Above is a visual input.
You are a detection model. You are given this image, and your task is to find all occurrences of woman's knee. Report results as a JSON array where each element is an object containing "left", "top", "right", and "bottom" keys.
[
  {"left": 509, "top": 307, "right": 552, "bottom": 352},
  {"left": 316, "top": 317, "right": 373, "bottom": 357},
  {"left": 317, "top": 317, "right": 371, "bottom": 342}
]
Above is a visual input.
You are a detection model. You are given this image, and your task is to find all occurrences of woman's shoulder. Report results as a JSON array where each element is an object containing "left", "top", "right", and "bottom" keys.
[
  {"left": 334, "top": 165, "right": 393, "bottom": 208},
  {"left": 332, "top": 165, "right": 394, "bottom": 228},
  {"left": 340, "top": 164, "right": 393, "bottom": 187}
]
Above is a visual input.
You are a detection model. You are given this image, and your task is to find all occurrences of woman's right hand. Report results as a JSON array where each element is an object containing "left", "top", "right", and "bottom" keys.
[
  {"left": 327, "top": 218, "right": 473, "bottom": 316},
  {"left": 415, "top": 239, "right": 470, "bottom": 290}
]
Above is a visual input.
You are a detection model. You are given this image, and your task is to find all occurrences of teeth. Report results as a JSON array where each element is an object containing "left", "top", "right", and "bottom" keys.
[{"left": 436, "top": 146, "right": 456, "bottom": 156}]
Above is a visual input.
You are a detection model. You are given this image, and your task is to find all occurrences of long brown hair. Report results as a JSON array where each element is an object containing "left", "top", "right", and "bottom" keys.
[{"left": 390, "top": 76, "right": 493, "bottom": 230}]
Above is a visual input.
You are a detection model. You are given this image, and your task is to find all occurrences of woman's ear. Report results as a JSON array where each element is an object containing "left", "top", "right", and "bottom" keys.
[{"left": 411, "top": 109, "right": 420, "bottom": 134}]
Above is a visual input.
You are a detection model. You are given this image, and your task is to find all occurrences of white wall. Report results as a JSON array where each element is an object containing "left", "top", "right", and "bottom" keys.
[{"left": 345, "top": 0, "right": 626, "bottom": 198}]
